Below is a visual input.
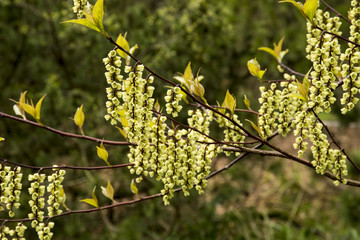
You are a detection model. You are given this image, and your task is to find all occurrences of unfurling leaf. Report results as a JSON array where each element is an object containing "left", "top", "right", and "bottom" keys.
[
  {"left": 154, "top": 99, "right": 160, "bottom": 112},
  {"left": 116, "top": 33, "right": 130, "bottom": 59},
  {"left": 34, "top": 94, "right": 46, "bottom": 123},
  {"left": 92, "top": 0, "right": 105, "bottom": 33},
  {"left": 62, "top": 18, "right": 101, "bottom": 33},
  {"left": 130, "top": 179, "right": 138, "bottom": 195},
  {"left": 81, "top": 186, "right": 99, "bottom": 208},
  {"left": 243, "top": 95, "right": 251, "bottom": 109},
  {"left": 303, "top": 0, "right": 319, "bottom": 23},
  {"left": 16, "top": 93, "right": 46, "bottom": 125},
  {"left": 11, "top": 91, "right": 28, "bottom": 119},
  {"left": 96, "top": 143, "right": 110, "bottom": 166},
  {"left": 279, "top": 0, "right": 319, "bottom": 23},
  {"left": 183, "top": 62, "right": 193, "bottom": 88},
  {"left": 115, "top": 126, "right": 127, "bottom": 139},
  {"left": 245, "top": 118, "right": 264, "bottom": 139},
  {"left": 222, "top": 90, "right": 236, "bottom": 115},
  {"left": 101, "top": 180, "right": 115, "bottom": 202},
  {"left": 259, "top": 37, "right": 288, "bottom": 63},
  {"left": 74, "top": 105, "right": 85, "bottom": 135},
  {"left": 247, "top": 59, "right": 266, "bottom": 81}
]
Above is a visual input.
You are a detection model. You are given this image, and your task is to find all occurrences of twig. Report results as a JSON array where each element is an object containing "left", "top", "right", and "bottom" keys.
[{"left": 0, "top": 112, "right": 134, "bottom": 146}]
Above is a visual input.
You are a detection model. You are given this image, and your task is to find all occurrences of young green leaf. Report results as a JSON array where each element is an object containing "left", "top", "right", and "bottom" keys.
[
  {"left": 62, "top": 18, "right": 101, "bottom": 33},
  {"left": 0, "top": 137, "right": 4, "bottom": 142},
  {"left": 116, "top": 33, "right": 130, "bottom": 59},
  {"left": 259, "top": 37, "right": 289, "bottom": 63},
  {"left": 11, "top": 90, "right": 28, "bottom": 119},
  {"left": 303, "top": 0, "right": 319, "bottom": 23},
  {"left": 34, "top": 94, "right": 46, "bottom": 123},
  {"left": 115, "top": 126, "right": 127, "bottom": 139},
  {"left": 243, "top": 95, "right": 251, "bottom": 109},
  {"left": 222, "top": 90, "right": 236, "bottom": 115},
  {"left": 154, "top": 99, "right": 161, "bottom": 112},
  {"left": 279, "top": 0, "right": 319, "bottom": 23},
  {"left": 183, "top": 62, "right": 193, "bottom": 89},
  {"left": 59, "top": 188, "right": 70, "bottom": 211},
  {"left": 96, "top": 143, "right": 110, "bottom": 166},
  {"left": 80, "top": 186, "right": 99, "bottom": 208},
  {"left": 245, "top": 118, "right": 264, "bottom": 139},
  {"left": 258, "top": 47, "right": 278, "bottom": 60},
  {"left": 130, "top": 179, "right": 138, "bottom": 195},
  {"left": 74, "top": 105, "right": 85, "bottom": 135},
  {"left": 92, "top": 0, "right": 105, "bottom": 33},
  {"left": 101, "top": 180, "right": 115, "bottom": 202},
  {"left": 247, "top": 59, "right": 266, "bottom": 81}
]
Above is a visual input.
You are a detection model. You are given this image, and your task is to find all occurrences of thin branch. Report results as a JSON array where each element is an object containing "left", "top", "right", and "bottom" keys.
[
  {"left": 279, "top": 62, "right": 307, "bottom": 78},
  {"left": 0, "top": 112, "right": 134, "bottom": 146},
  {"left": 0, "top": 158, "right": 133, "bottom": 171},
  {"left": 320, "top": 0, "right": 351, "bottom": 24}
]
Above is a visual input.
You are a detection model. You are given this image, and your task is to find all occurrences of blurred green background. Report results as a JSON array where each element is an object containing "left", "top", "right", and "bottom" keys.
[{"left": 1, "top": 0, "right": 360, "bottom": 239}]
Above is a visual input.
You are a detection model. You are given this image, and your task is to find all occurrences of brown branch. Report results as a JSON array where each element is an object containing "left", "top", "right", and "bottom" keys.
[
  {"left": 0, "top": 112, "right": 134, "bottom": 146},
  {"left": 0, "top": 158, "right": 133, "bottom": 171},
  {"left": 320, "top": 0, "right": 351, "bottom": 24}
]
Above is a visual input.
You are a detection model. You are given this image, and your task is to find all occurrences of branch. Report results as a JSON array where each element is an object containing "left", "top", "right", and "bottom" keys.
[
  {"left": 0, "top": 111, "right": 133, "bottom": 146},
  {"left": 320, "top": 0, "right": 351, "bottom": 24},
  {"left": 0, "top": 158, "right": 133, "bottom": 171}
]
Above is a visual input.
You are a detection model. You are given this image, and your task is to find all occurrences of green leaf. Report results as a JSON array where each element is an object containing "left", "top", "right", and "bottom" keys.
[
  {"left": 183, "top": 62, "right": 193, "bottom": 90},
  {"left": 35, "top": 94, "right": 46, "bottom": 123},
  {"left": 130, "top": 179, "right": 138, "bottom": 195},
  {"left": 62, "top": 19, "right": 100, "bottom": 33},
  {"left": 279, "top": 0, "right": 304, "bottom": 16},
  {"left": 11, "top": 90, "right": 28, "bottom": 119},
  {"left": 115, "top": 126, "right": 127, "bottom": 139},
  {"left": 279, "top": 0, "right": 318, "bottom": 23},
  {"left": 154, "top": 99, "right": 160, "bottom": 112},
  {"left": 96, "top": 143, "right": 110, "bottom": 166},
  {"left": 303, "top": 0, "right": 319, "bottom": 22},
  {"left": 81, "top": 186, "right": 99, "bottom": 208},
  {"left": 259, "top": 37, "right": 289, "bottom": 63},
  {"left": 258, "top": 47, "right": 278, "bottom": 60},
  {"left": 296, "top": 80, "right": 309, "bottom": 101},
  {"left": 92, "top": 0, "right": 105, "bottom": 33},
  {"left": 116, "top": 33, "right": 130, "bottom": 59},
  {"left": 19, "top": 101, "right": 35, "bottom": 118},
  {"left": 74, "top": 105, "right": 85, "bottom": 135},
  {"left": 245, "top": 119, "right": 264, "bottom": 139},
  {"left": 222, "top": 90, "right": 236, "bottom": 115},
  {"left": 247, "top": 59, "right": 266, "bottom": 81},
  {"left": 101, "top": 180, "right": 115, "bottom": 202},
  {"left": 243, "top": 95, "right": 251, "bottom": 109}
]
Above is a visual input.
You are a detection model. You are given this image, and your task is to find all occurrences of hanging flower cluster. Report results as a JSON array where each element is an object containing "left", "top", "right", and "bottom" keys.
[
  {"left": 164, "top": 87, "right": 183, "bottom": 117},
  {"left": 306, "top": 9, "right": 341, "bottom": 114},
  {"left": 340, "top": 1, "right": 360, "bottom": 114},
  {"left": 72, "top": 0, "right": 92, "bottom": 18},
  {"left": 215, "top": 113, "right": 245, "bottom": 157},
  {"left": 46, "top": 168, "right": 66, "bottom": 217},
  {"left": 0, "top": 165, "right": 22, "bottom": 217},
  {"left": 103, "top": 49, "right": 223, "bottom": 204},
  {"left": 0, "top": 223, "right": 27, "bottom": 240}
]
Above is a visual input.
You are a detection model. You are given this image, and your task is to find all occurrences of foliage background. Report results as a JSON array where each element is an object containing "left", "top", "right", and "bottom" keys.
[{"left": 0, "top": 0, "right": 359, "bottom": 239}]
